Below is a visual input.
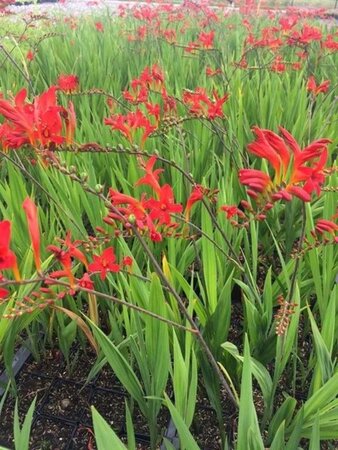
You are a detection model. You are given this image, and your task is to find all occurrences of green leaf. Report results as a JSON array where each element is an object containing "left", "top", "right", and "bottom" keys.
[
  {"left": 92, "top": 406, "right": 127, "bottom": 450},
  {"left": 236, "top": 336, "right": 264, "bottom": 450},
  {"left": 14, "top": 397, "right": 36, "bottom": 450},
  {"left": 163, "top": 393, "right": 200, "bottom": 450}
]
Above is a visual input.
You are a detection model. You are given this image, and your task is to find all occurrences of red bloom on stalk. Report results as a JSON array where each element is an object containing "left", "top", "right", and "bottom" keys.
[
  {"left": 0, "top": 220, "right": 20, "bottom": 281},
  {"left": 198, "top": 30, "right": 215, "bottom": 49},
  {"left": 182, "top": 88, "right": 228, "bottom": 119},
  {"left": 322, "top": 35, "right": 338, "bottom": 52},
  {"left": 0, "top": 287, "right": 9, "bottom": 299},
  {"left": 145, "top": 103, "right": 161, "bottom": 125},
  {"left": 123, "top": 85, "right": 148, "bottom": 104},
  {"left": 206, "top": 67, "right": 222, "bottom": 77},
  {"left": 122, "top": 256, "right": 133, "bottom": 267},
  {"left": 271, "top": 56, "right": 286, "bottom": 73},
  {"left": 185, "top": 185, "right": 204, "bottom": 221},
  {"left": 22, "top": 198, "right": 41, "bottom": 272},
  {"left": 57, "top": 74, "right": 79, "bottom": 93},
  {"left": 135, "top": 155, "right": 163, "bottom": 195},
  {"left": 162, "top": 88, "right": 176, "bottom": 115},
  {"left": 104, "top": 110, "right": 156, "bottom": 146},
  {"left": 77, "top": 273, "right": 94, "bottom": 290},
  {"left": 307, "top": 76, "right": 330, "bottom": 96},
  {"left": 133, "top": 65, "right": 165, "bottom": 92},
  {"left": 144, "top": 184, "right": 183, "bottom": 226},
  {"left": 0, "top": 87, "right": 76, "bottom": 150},
  {"left": 88, "top": 247, "right": 120, "bottom": 280},
  {"left": 239, "top": 127, "right": 331, "bottom": 203},
  {"left": 315, "top": 219, "right": 338, "bottom": 236},
  {"left": 288, "top": 25, "right": 322, "bottom": 45},
  {"left": 95, "top": 22, "right": 104, "bottom": 32},
  {"left": 47, "top": 232, "right": 87, "bottom": 287},
  {"left": 220, "top": 205, "right": 245, "bottom": 220},
  {"left": 26, "top": 50, "right": 35, "bottom": 62}
]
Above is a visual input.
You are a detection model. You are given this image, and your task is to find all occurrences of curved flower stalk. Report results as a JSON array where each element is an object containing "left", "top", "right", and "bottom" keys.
[{"left": 239, "top": 127, "right": 331, "bottom": 204}]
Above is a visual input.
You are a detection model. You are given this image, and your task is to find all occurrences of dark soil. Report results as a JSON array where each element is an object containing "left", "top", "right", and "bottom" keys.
[{"left": 0, "top": 348, "right": 168, "bottom": 450}]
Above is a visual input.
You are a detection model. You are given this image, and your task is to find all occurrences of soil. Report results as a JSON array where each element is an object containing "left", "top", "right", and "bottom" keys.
[{"left": 0, "top": 348, "right": 168, "bottom": 450}]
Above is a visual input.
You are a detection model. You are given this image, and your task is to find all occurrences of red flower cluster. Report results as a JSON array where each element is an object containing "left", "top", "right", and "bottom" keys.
[
  {"left": 123, "top": 65, "right": 165, "bottom": 104},
  {"left": 239, "top": 127, "right": 331, "bottom": 203},
  {"left": 0, "top": 87, "right": 76, "bottom": 151},
  {"left": 104, "top": 156, "right": 205, "bottom": 241},
  {"left": 182, "top": 88, "right": 229, "bottom": 119},
  {"left": 105, "top": 65, "right": 170, "bottom": 146},
  {"left": 104, "top": 110, "right": 156, "bottom": 147}
]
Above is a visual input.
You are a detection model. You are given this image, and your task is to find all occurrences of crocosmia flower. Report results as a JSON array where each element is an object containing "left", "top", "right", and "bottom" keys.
[
  {"left": 239, "top": 127, "right": 331, "bottom": 203},
  {"left": 57, "top": 74, "right": 79, "bottom": 93},
  {"left": 0, "top": 220, "right": 20, "bottom": 281},
  {"left": 307, "top": 76, "right": 330, "bottom": 96},
  {"left": 0, "top": 87, "right": 76, "bottom": 150},
  {"left": 88, "top": 247, "right": 120, "bottom": 280}
]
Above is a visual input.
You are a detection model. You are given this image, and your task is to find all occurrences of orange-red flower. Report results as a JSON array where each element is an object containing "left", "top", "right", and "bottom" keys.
[
  {"left": 88, "top": 247, "right": 120, "bottom": 280},
  {"left": 104, "top": 110, "right": 156, "bottom": 146},
  {"left": 95, "top": 22, "right": 104, "bottom": 32},
  {"left": 315, "top": 219, "right": 338, "bottom": 236},
  {"left": 307, "top": 76, "right": 330, "bottom": 96},
  {"left": 239, "top": 127, "right": 331, "bottom": 203},
  {"left": 0, "top": 220, "right": 20, "bottom": 281},
  {"left": 144, "top": 184, "right": 183, "bottom": 226},
  {"left": 198, "top": 31, "right": 215, "bottom": 49},
  {"left": 57, "top": 74, "right": 79, "bottom": 93},
  {"left": 135, "top": 155, "right": 163, "bottom": 195},
  {"left": 22, "top": 198, "right": 41, "bottom": 273},
  {"left": 182, "top": 88, "right": 228, "bottom": 119},
  {"left": 0, "top": 87, "right": 76, "bottom": 150}
]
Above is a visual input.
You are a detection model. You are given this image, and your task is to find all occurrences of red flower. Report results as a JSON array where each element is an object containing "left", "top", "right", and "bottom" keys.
[
  {"left": 307, "top": 76, "right": 330, "bottom": 96},
  {"left": 161, "top": 88, "right": 176, "bottom": 115},
  {"left": 315, "top": 219, "right": 338, "bottom": 236},
  {"left": 57, "top": 74, "right": 79, "bottom": 93},
  {"left": 182, "top": 88, "right": 228, "bottom": 119},
  {"left": 162, "top": 29, "right": 176, "bottom": 44},
  {"left": 122, "top": 256, "right": 133, "bottom": 267},
  {"left": 206, "top": 67, "right": 222, "bottom": 77},
  {"left": 271, "top": 56, "right": 286, "bottom": 73},
  {"left": 26, "top": 50, "right": 34, "bottom": 62},
  {"left": 145, "top": 103, "right": 161, "bottom": 125},
  {"left": 77, "top": 273, "right": 94, "bottom": 290},
  {"left": 288, "top": 25, "right": 322, "bottom": 46},
  {"left": 95, "top": 22, "right": 104, "bottom": 32},
  {"left": 0, "top": 286, "right": 9, "bottom": 299},
  {"left": 104, "top": 110, "right": 156, "bottom": 146},
  {"left": 198, "top": 30, "right": 215, "bottom": 49},
  {"left": 22, "top": 198, "right": 41, "bottom": 273},
  {"left": 0, "top": 220, "right": 20, "bottom": 281},
  {"left": 135, "top": 155, "right": 163, "bottom": 195},
  {"left": 88, "top": 247, "right": 120, "bottom": 280},
  {"left": 220, "top": 205, "right": 245, "bottom": 219},
  {"left": 185, "top": 185, "right": 204, "bottom": 221},
  {"left": 0, "top": 87, "right": 76, "bottom": 150},
  {"left": 239, "top": 127, "right": 331, "bottom": 203},
  {"left": 144, "top": 184, "right": 183, "bottom": 226},
  {"left": 123, "top": 85, "right": 148, "bottom": 104}
]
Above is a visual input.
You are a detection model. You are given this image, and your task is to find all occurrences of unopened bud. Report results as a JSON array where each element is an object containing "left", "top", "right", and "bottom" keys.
[
  {"left": 80, "top": 172, "right": 88, "bottom": 182},
  {"left": 128, "top": 214, "right": 136, "bottom": 224},
  {"left": 95, "top": 184, "right": 104, "bottom": 193}
]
